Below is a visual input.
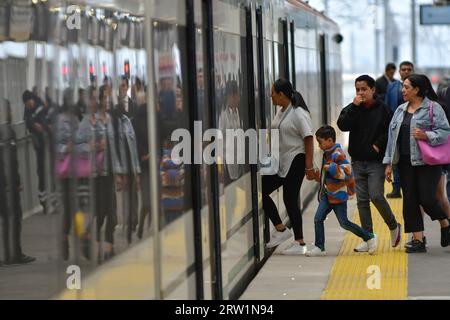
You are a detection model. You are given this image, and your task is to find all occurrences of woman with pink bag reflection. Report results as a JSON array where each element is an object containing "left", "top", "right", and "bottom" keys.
[{"left": 383, "top": 74, "right": 450, "bottom": 254}]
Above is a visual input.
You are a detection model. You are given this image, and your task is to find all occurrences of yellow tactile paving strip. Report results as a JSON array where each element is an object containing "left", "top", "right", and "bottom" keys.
[{"left": 322, "top": 194, "right": 407, "bottom": 300}]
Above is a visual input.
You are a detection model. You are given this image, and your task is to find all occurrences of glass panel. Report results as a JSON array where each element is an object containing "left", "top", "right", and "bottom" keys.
[
  {"left": 1, "top": 0, "right": 157, "bottom": 300},
  {"left": 213, "top": 0, "right": 254, "bottom": 299}
]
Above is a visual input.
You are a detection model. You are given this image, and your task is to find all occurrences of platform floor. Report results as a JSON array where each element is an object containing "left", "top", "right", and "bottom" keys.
[{"left": 241, "top": 193, "right": 450, "bottom": 300}]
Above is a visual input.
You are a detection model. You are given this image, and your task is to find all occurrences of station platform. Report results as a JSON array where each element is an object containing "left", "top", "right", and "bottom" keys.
[{"left": 241, "top": 192, "right": 450, "bottom": 300}]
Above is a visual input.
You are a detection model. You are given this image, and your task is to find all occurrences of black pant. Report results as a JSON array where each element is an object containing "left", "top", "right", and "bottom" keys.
[
  {"left": 96, "top": 175, "right": 117, "bottom": 244},
  {"left": 398, "top": 159, "right": 447, "bottom": 233},
  {"left": 262, "top": 153, "right": 305, "bottom": 240},
  {"left": 60, "top": 178, "right": 76, "bottom": 237},
  {"left": 35, "top": 146, "right": 46, "bottom": 203}
]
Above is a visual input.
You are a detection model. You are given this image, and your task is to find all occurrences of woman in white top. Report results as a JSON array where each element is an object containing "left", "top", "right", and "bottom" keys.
[{"left": 264, "top": 79, "right": 315, "bottom": 255}]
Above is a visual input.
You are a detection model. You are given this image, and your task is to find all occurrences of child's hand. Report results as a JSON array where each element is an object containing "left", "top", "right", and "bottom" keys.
[
  {"left": 314, "top": 169, "right": 321, "bottom": 183},
  {"left": 323, "top": 164, "right": 330, "bottom": 171}
]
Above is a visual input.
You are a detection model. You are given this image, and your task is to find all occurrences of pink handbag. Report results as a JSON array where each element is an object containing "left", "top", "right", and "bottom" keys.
[
  {"left": 76, "top": 151, "right": 105, "bottom": 178},
  {"left": 56, "top": 155, "right": 71, "bottom": 179},
  {"left": 417, "top": 102, "right": 450, "bottom": 166}
]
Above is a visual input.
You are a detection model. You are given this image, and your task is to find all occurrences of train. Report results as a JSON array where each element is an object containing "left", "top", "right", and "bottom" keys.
[{"left": 0, "top": 0, "right": 343, "bottom": 300}]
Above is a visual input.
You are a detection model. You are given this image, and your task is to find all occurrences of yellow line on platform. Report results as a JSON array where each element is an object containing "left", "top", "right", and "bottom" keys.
[{"left": 322, "top": 194, "right": 407, "bottom": 300}]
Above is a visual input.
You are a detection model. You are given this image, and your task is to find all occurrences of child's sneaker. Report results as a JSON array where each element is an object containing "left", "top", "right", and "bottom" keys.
[
  {"left": 266, "top": 229, "right": 292, "bottom": 249},
  {"left": 281, "top": 242, "right": 307, "bottom": 255},
  {"left": 354, "top": 241, "right": 368, "bottom": 253},
  {"left": 367, "top": 234, "right": 378, "bottom": 255},
  {"left": 306, "top": 246, "right": 327, "bottom": 257}
]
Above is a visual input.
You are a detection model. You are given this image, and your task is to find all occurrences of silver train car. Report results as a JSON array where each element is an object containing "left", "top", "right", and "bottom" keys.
[{"left": 0, "top": 0, "right": 342, "bottom": 299}]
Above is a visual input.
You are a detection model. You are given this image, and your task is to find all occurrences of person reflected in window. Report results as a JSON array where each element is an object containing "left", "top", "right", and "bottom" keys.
[
  {"left": 23, "top": 90, "right": 48, "bottom": 214},
  {"left": 55, "top": 88, "right": 79, "bottom": 260},
  {"left": 0, "top": 100, "right": 36, "bottom": 265},
  {"left": 136, "top": 100, "right": 151, "bottom": 239},
  {"left": 219, "top": 80, "right": 243, "bottom": 184},
  {"left": 76, "top": 86, "right": 117, "bottom": 261},
  {"left": 110, "top": 82, "right": 141, "bottom": 244}
]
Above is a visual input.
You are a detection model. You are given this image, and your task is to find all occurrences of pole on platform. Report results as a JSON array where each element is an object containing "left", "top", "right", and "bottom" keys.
[{"left": 411, "top": 0, "right": 417, "bottom": 64}]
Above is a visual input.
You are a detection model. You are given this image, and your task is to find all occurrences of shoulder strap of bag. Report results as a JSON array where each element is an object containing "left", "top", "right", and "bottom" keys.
[{"left": 429, "top": 102, "right": 434, "bottom": 130}]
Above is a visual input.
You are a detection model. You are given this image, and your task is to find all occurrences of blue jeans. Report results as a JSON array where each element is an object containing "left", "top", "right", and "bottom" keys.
[{"left": 314, "top": 195, "right": 373, "bottom": 251}]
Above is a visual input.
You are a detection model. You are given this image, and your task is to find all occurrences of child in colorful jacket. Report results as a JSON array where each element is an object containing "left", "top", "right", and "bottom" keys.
[{"left": 306, "top": 126, "right": 378, "bottom": 257}]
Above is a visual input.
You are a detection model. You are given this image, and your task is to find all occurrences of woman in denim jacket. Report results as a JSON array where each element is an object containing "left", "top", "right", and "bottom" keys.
[
  {"left": 383, "top": 74, "right": 450, "bottom": 253},
  {"left": 108, "top": 88, "right": 141, "bottom": 244},
  {"left": 54, "top": 88, "right": 79, "bottom": 260},
  {"left": 76, "top": 86, "right": 117, "bottom": 261}
]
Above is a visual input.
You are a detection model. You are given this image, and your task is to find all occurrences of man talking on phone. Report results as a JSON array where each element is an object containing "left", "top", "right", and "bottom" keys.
[{"left": 337, "top": 75, "right": 402, "bottom": 253}]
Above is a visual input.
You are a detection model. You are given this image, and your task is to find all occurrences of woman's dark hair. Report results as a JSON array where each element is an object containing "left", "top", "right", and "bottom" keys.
[
  {"left": 405, "top": 74, "right": 439, "bottom": 102},
  {"left": 274, "top": 79, "right": 309, "bottom": 112}
]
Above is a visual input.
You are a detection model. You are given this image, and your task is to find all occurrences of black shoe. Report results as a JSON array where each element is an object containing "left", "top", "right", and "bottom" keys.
[
  {"left": 441, "top": 226, "right": 450, "bottom": 248},
  {"left": 406, "top": 240, "right": 427, "bottom": 253},
  {"left": 8, "top": 254, "right": 36, "bottom": 265},
  {"left": 405, "top": 236, "right": 427, "bottom": 249},
  {"left": 387, "top": 190, "right": 402, "bottom": 199}
]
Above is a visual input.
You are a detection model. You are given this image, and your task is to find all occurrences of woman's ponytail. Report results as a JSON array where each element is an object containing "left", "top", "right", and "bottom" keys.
[{"left": 274, "top": 78, "right": 310, "bottom": 113}]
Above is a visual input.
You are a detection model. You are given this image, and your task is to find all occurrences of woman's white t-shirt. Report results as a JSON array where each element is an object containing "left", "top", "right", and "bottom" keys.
[{"left": 271, "top": 105, "right": 313, "bottom": 178}]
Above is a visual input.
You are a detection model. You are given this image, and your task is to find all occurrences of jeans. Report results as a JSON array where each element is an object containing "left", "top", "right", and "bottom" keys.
[
  {"left": 353, "top": 161, "right": 398, "bottom": 233},
  {"left": 314, "top": 195, "right": 373, "bottom": 251}
]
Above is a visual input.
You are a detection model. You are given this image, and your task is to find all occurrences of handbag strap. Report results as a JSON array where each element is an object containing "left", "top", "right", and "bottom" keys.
[{"left": 429, "top": 102, "right": 434, "bottom": 130}]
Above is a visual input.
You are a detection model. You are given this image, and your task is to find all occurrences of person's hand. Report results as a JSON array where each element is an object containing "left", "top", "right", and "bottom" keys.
[
  {"left": 323, "top": 164, "right": 330, "bottom": 171},
  {"left": 413, "top": 128, "right": 428, "bottom": 141},
  {"left": 314, "top": 169, "right": 321, "bottom": 183},
  {"left": 385, "top": 165, "right": 393, "bottom": 183},
  {"left": 115, "top": 175, "right": 123, "bottom": 191},
  {"left": 373, "top": 145, "right": 380, "bottom": 153},
  {"left": 353, "top": 95, "right": 365, "bottom": 106},
  {"left": 306, "top": 169, "right": 315, "bottom": 181},
  {"left": 142, "top": 154, "right": 150, "bottom": 162},
  {"left": 34, "top": 123, "right": 44, "bottom": 133}
]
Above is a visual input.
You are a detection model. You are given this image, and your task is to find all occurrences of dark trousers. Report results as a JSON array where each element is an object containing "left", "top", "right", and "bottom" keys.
[
  {"left": 96, "top": 175, "right": 117, "bottom": 244},
  {"left": 35, "top": 146, "right": 46, "bottom": 203},
  {"left": 60, "top": 178, "right": 76, "bottom": 237},
  {"left": 398, "top": 159, "right": 447, "bottom": 233},
  {"left": 393, "top": 165, "right": 401, "bottom": 193},
  {"left": 262, "top": 154, "right": 305, "bottom": 240},
  {"left": 0, "top": 188, "right": 23, "bottom": 261}
]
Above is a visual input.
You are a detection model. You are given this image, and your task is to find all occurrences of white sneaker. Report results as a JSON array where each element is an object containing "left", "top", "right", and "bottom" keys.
[
  {"left": 281, "top": 242, "right": 307, "bottom": 255},
  {"left": 367, "top": 234, "right": 378, "bottom": 255},
  {"left": 390, "top": 223, "right": 402, "bottom": 248},
  {"left": 306, "top": 246, "right": 327, "bottom": 257},
  {"left": 266, "top": 229, "right": 292, "bottom": 249},
  {"left": 354, "top": 241, "right": 368, "bottom": 253}
]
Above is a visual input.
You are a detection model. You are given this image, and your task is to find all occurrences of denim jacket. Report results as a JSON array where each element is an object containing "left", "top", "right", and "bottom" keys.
[
  {"left": 383, "top": 97, "right": 450, "bottom": 166},
  {"left": 75, "top": 114, "right": 111, "bottom": 177},
  {"left": 55, "top": 112, "right": 78, "bottom": 160},
  {"left": 107, "top": 113, "right": 141, "bottom": 175}
]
